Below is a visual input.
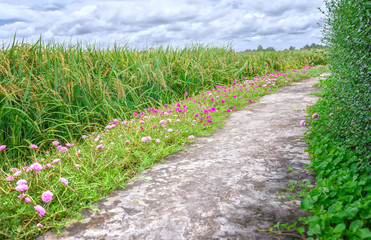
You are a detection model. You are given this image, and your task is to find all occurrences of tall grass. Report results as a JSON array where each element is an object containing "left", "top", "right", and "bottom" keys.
[
  {"left": 0, "top": 39, "right": 327, "bottom": 166},
  {"left": 0, "top": 65, "right": 328, "bottom": 240}
]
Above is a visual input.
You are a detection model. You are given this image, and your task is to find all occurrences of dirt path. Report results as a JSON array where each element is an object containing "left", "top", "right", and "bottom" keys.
[{"left": 40, "top": 74, "right": 329, "bottom": 240}]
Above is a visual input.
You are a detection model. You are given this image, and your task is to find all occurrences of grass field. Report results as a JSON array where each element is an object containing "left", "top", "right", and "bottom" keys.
[
  {"left": 0, "top": 49, "right": 328, "bottom": 238},
  {"left": 0, "top": 41, "right": 327, "bottom": 167}
]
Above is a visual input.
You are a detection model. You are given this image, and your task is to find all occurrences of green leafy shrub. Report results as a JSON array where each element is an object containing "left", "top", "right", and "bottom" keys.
[{"left": 300, "top": 0, "right": 371, "bottom": 239}]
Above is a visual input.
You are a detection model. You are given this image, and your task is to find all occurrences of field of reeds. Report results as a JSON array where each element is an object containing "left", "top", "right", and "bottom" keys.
[
  {"left": 0, "top": 40, "right": 327, "bottom": 167},
  {"left": 0, "top": 62, "right": 328, "bottom": 239}
]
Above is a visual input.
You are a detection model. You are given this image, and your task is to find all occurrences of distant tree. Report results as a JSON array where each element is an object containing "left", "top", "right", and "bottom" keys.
[
  {"left": 301, "top": 43, "right": 326, "bottom": 50},
  {"left": 264, "top": 47, "right": 275, "bottom": 51},
  {"left": 257, "top": 45, "right": 263, "bottom": 51},
  {"left": 302, "top": 44, "right": 311, "bottom": 50},
  {"left": 289, "top": 46, "right": 296, "bottom": 50}
]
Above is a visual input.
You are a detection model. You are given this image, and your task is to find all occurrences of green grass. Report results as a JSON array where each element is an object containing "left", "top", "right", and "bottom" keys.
[
  {"left": 0, "top": 39, "right": 328, "bottom": 166},
  {"left": 0, "top": 65, "right": 328, "bottom": 239}
]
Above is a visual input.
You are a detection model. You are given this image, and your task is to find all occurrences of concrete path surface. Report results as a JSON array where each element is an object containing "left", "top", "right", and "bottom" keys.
[{"left": 40, "top": 74, "right": 328, "bottom": 240}]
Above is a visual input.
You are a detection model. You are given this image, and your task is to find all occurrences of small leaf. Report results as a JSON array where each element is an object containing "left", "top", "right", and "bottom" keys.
[
  {"left": 345, "top": 207, "right": 358, "bottom": 219},
  {"left": 297, "top": 226, "right": 305, "bottom": 234},
  {"left": 288, "top": 222, "right": 297, "bottom": 230},
  {"left": 334, "top": 223, "right": 346, "bottom": 233},
  {"left": 349, "top": 219, "right": 362, "bottom": 233},
  {"left": 357, "top": 228, "right": 371, "bottom": 239},
  {"left": 307, "top": 224, "right": 321, "bottom": 236},
  {"left": 301, "top": 198, "right": 314, "bottom": 210}
]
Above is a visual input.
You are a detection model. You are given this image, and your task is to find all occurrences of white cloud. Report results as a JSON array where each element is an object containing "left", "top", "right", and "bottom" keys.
[{"left": 0, "top": 0, "right": 326, "bottom": 51}]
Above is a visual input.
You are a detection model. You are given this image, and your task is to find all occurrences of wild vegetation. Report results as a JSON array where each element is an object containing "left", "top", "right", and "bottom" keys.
[
  {"left": 295, "top": 0, "right": 370, "bottom": 239},
  {"left": 0, "top": 42, "right": 327, "bottom": 167},
  {"left": 0, "top": 63, "right": 328, "bottom": 239}
]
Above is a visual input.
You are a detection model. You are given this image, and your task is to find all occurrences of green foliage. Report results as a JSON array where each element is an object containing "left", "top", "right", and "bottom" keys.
[
  {"left": 0, "top": 66, "right": 328, "bottom": 240},
  {"left": 299, "top": 0, "right": 371, "bottom": 238},
  {"left": 0, "top": 40, "right": 328, "bottom": 166}
]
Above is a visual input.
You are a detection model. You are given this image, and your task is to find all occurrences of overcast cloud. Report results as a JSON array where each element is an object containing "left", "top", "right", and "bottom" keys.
[{"left": 0, "top": 0, "right": 326, "bottom": 51}]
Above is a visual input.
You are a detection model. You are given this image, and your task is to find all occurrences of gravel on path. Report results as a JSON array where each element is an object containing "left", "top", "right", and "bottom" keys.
[{"left": 40, "top": 74, "right": 329, "bottom": 240}]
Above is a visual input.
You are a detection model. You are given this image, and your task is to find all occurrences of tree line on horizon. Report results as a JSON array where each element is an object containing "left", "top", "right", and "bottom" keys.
[{"left": 244, "top": 43, "right": 326, "bottom": 52}]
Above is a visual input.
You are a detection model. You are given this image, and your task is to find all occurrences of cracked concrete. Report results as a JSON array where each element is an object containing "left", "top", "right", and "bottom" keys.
[{"left": 39, "top": 74, "right": 329, "bottom": 240}]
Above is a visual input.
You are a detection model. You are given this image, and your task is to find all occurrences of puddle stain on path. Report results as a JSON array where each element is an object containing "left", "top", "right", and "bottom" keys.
[{"left": 40, "top": 74, "right": 329, "bottom": 240}]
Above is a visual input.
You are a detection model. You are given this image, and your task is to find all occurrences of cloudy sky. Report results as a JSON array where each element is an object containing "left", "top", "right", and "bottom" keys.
[{"left": 0, "top": 0, "right": 326, "bottom": 51}]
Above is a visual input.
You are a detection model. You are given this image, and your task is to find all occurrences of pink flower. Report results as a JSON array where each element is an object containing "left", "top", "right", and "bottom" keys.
[
  {"left": 351, "top": 122, "right": 356, "bottom": 126},
  {"left": 226, "top": 109, "right": 232, "bottom": 112},
  {"left": 96, "top": 144, "right": 104, "bottom": 150},
  {"left": 15, "top": 185, "right": 29, "bottom": 192},
  {"left": 30, "top": 163, "right": 42, "bottom": 173},
  {"left": 113, "top": 119, "right": 119, "bottom": 124},
  {"left": 6, "top": 176, "right": 14, "bottom": 182},
  {"left": 52, "top": 159, "right": 60, "bottom": 164},
  {"left": 300, "top": 120, "right": 306, "bottom": 126},
  {"left": 29, "top": 144, "right": 38, "bottom": 149},
  {"left": 16, "top": 179, "right": 27, "bottom": 185},
  {"left": 34, "top": 205, "right": 46, "bottom": 217},
  {"left": 164, "top": 104, "right": 168, "bottom": 107},
  {"left": 125, "top": 140, "right": 130, "bottom": 143},
  {"left": 0, "top": 145, "right": 7, "bottom": 151},
  {"left": 233, "top": 95, "right": 237, "bottom": 98},
  {"left": 66, "top": 143, "right": 73, "bottom": 147},
  {"left": 194, "top": 114, "right": 199, "bottom": 117},
  {"left": 329, "top": 113, "right": 333, "bottom": 116},
  {"left": 167, "top": 128, "right": 173, "bottom": 133},
  {"left": 44, "top": 163, "right": 53, "bottom": 169},
  {"left": 52, "top": 141, "right": 59, "bottom": 146},
  {"left": 156, "top": 139, "right": 160, "bottom": 143},
  {"left": 312, "top": 113, "right": 319, "bottom": 119},
  {"left": 18, "top": 194, "right": 25, "bottom": 199},
  {"left": 165, "top": 136, "right": 169, "bottom": 139},
  {"left": 25, "top": 197, "right": 31, "bottom": 203},
  {"left": 75, "top": 164, "right": 81, "bottom": 168},
  {"left": 181, "top": 142, "right": 185, "bottom": 146},
  {"left": 184, "top": 92, "right": 187, "bottom": 96},
  {"left": 207, "top": 120, "right": 213, "bottom": 123},
  {"left": 249, "top": 99, "right": 252, "bottom": 103},
  {"left": 60, "top": 147, "right": 68, "bottom": 153},
  {"left": 147, "top": 136, "right": 152, "bottom": 141},
  {"left": 188, "top": 135, "right": 194, "bottom": 140},
  {"left": 60, "top": 177, "right": 68, "bottom": 186},
  {"left": 141, "top": 137, "right": 148, "bottom": 142},
  {"left": 81, "top": 135, "right": 87, "bottom": 139},
  {"left": 37, "top": 223, "right": 43, "bottom": 227},
  {"left": 13, "top": 170, "right": 22, "bottom": 177},
  {"left": 41, "top": 191, "right": 53, "bottom": 203}
]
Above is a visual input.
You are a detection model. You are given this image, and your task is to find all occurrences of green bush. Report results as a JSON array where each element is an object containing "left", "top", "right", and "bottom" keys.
[{"left": 300, "top": 0, "right": 371, "bottom": 239}]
